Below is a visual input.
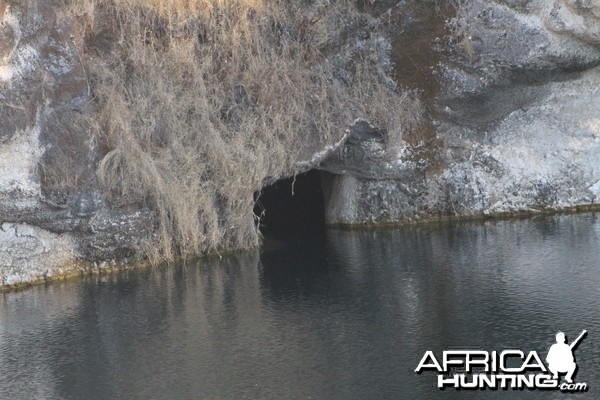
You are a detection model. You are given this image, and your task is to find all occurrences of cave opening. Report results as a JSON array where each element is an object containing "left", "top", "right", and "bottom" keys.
[{"left": 254, "top": 170, "right": 326, "bottom": 240}]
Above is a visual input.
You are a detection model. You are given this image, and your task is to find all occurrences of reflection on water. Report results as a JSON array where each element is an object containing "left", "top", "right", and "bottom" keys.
[{"left": 1, "top": 213, "right": 600, "bottom": 399}]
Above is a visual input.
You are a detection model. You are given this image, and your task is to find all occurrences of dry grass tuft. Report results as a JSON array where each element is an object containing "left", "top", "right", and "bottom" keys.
[
  {"left": 68, "top": 0, "right": 420, "bottom": 262},
  {"left": 447, "top": 0, "right": 476, "bottom": 60}
]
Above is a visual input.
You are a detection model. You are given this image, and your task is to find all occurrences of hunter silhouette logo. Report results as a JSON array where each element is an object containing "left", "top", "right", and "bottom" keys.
[
  {"left": 546, "top": 330, "right": 586, "bottom": 384},
  {"left": 415, "top": 330, "right": 588, "bottom": 392}
]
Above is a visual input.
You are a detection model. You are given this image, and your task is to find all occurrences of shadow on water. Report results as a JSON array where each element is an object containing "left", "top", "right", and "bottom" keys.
[{"left": 1, "top": 213, "right": 599, "bottom": 399}]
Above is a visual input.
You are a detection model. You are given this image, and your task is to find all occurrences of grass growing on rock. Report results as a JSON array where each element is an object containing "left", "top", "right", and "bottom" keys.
[{"left": 69, "top": 0, "right": 420, "bottom": 262}]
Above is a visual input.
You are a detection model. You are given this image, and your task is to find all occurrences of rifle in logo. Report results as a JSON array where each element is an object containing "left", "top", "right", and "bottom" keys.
[{"left": 415, "top": 329, "right": 589, "bottom": 392}]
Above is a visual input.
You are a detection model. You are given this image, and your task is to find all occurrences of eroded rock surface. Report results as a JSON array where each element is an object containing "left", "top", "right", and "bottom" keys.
[
  {"left": 321, "top": 0, "right": 600, "bottom": 224},
  {"left": 1, "top": 0, "right": 599, "bottom": 286},
  {"left": 0, "top": 222, "right": 76, "bottom": 285},
  {"left": 0, "top": 1, "right": 152, "bottom": 286}
]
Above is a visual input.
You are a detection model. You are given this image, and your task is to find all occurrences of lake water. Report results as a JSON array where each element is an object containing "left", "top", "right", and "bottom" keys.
[{"left": 1, "top": 213, "right": 599, "bottom": 399}]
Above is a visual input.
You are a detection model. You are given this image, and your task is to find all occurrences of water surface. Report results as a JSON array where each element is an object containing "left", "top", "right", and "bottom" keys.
[{"left": 1, "top": 213, "right": 599, "bottom": 399}]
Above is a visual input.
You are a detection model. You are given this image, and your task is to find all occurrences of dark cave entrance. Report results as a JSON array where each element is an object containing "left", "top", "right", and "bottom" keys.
[{"left": 254, "top": 170, "right": 326, "bottom": 239}]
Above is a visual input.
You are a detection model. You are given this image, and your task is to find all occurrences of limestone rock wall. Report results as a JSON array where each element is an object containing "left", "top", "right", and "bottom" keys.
[
  {"left": 1, "top": 0, "right": 599, "bottom": 286},
  {"left": 321, "top": 0, "right": 600, "bottom": 225},
  {"left": 0, "top": 1, "right": 152, "bottom": 287},
  {"left": 0, "top": 222, "right": 76, "bottom": 286}
]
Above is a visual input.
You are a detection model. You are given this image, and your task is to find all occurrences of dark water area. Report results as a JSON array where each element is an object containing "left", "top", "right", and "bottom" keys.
[{"left": 1, "top": 213, "right": 600, "bottom": 399}]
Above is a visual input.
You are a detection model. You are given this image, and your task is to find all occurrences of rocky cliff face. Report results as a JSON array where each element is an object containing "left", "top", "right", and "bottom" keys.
[
  {"left": 1, "top": 0, "right": 599, "bottom": 287},
  {"left": 322, "top": 0, "right": 600, "bottom": 224},
  {"left": 0, "top": 1, "right": 154, "bottom": 286}
]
